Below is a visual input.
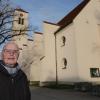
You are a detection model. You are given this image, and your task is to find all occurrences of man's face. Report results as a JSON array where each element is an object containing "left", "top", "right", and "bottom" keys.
[{"left": 2, "top": 43, "right": 19, "bottom": 66}]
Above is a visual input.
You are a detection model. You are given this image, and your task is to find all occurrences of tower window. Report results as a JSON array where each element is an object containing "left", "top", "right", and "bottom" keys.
[
  {"left": 18, "top": 17, "right": 21, "bottom": 24},
  {"left": 18, "top": 17, "right": 24, "bottom": 25},
  {"left": 22, "top": 18, "right": 24, "bottom": 25}
]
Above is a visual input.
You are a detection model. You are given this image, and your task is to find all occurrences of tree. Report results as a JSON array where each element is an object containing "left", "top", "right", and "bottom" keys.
[
  {"left": 0, "top": 0, "right": 14, "bottom": 44},
  {"left": 0, "top": 0, "right": 33, "bottom": 45}
]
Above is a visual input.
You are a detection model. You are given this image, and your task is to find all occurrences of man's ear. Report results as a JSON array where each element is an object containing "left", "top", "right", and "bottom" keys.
[
  {"left": 17, "top": 51, "right": 20, "bottom": 59},
  {"left": 1, "top": 51, "right": 4, "bottom": 60}
]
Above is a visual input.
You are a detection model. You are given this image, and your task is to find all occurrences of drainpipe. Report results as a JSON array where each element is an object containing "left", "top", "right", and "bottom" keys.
[{"left": 54, "top": 33, "right": 58, "bottom": 86}]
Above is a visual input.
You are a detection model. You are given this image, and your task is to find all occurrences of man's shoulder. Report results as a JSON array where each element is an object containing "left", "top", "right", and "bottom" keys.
[
  {"left": 18, "top": 69, "right": 28, "bottom": 79},
  {"left": 0, "top": 60, "right": 3, "bottom": 64},
  {"left": 0, "top": 60, "right": 5, "bottom": 72}
]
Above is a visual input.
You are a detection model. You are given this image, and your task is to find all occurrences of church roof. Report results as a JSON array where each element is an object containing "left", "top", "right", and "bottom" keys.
[
  {"left": 15, "top": 8, "right": 28, "bottom": 13},
  {"left": 28, "top": 39, "right": 34, "bottom": 41},
  {"left": 34, "top": 32, "right": 43, "bottom": 35},
  {"left": 43, "top": 21, "right": 59, "bottom": 26},
  {"left": 55, "top": 0, "right": 90, "bottom": 33}
]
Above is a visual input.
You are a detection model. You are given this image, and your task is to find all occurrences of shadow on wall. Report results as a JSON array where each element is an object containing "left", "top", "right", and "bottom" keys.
[{"left": 39, "top": 69, "right": 80, "bottom": 88}]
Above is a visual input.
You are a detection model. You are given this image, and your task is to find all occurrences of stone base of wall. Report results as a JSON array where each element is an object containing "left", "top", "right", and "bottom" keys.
[
  {"left": 29, "top": 81, "right": 40, "bottom": 86},
  {"left": 39, "top": 81, "right": 75, "bottom": 89}
]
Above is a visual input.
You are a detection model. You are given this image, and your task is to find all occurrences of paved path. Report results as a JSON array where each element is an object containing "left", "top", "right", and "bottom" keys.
[{"left": 30, "top": 86, "right": 100, "bottom": 100}]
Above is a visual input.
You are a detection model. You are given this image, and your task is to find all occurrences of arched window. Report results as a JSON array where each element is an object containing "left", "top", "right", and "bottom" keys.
[
  {"left": 22, "top": 18, "right": 24, "bottom": 25},
  {"left": 61, "top": 36, "right": 66, "bottom": 46},
  {"left": 18, "top": 18, "right": 24, "bottom": 25},
  {"left": 18, "top": 17, "right": 21, "bottom": 24},
  {"left": 62, "top": 58, "right": 67, "bottom": 69},
  {"left": 18, "top": 13, "right": 24, "bottom": 25}
]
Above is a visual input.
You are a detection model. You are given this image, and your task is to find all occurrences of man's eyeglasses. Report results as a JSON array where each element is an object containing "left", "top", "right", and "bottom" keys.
[{"left": 4, "top": 49, "right": 19, "bottom": 54}]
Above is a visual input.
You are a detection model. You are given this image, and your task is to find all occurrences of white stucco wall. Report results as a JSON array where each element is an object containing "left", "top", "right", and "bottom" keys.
[
  {"left": 74, "top": 0, "right": 100, "bottom": 82},
  {"left": 56, "top": 24, "right": 78, "bottom": 83},
  {"left": 40, "top": 0, "right": 100, "bottom": 84},
  {"left": 30, "top": 33, "right": 43, "bottom": 81},
  {"left": 40, "top": 22, "right": 59, "bottom": 82}
]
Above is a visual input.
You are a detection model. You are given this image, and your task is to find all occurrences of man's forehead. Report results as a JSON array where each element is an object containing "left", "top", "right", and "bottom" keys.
[
  {"left": 6, "top": 44, "right": 17, "bottom": 48},
  {"left": 4, "top": 42, "right": 19, "bottom": 50}
]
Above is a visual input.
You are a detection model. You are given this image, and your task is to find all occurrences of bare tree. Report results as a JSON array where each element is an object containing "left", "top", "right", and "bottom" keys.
[
  {"left": 0, "top": 0, "right": 34, "bottom": 45},
  {"left": 0, "top": 0, "right": 14, "bottom": 44}
]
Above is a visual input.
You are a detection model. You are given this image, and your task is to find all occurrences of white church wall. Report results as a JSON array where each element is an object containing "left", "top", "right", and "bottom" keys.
[
  {"left": 40, "top": 22, "right": 59, "bottom": 83},
  {"left": 56, "top": 23, "right": 78, "bottom": 83},
  {"left": 30, "top": 33, "right": 43, "bottom": 81},
  {"left": 74, "top": 0, "right": 100, "bottom": 82}
]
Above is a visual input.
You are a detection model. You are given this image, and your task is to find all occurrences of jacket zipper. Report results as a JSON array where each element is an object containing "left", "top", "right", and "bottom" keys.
[
  {"left": 11, "top": 78, "right": 14, "bottom": 84},
  {"left": 11, "top": 78, "right": 14, "bottom": 100}
]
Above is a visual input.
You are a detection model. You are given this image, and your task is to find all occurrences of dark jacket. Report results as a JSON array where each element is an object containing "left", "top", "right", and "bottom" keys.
[{"left": 0, "top": 60, "right": 31, "bottom": 100}]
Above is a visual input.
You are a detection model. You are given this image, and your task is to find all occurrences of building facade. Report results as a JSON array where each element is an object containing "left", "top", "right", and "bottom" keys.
[
  {"left": 40, "top": 0, "right": 100, "bottom": 85},
  {"left": 30, "top": 32, "right": 44, "bottom": 83},
  {"left": 10, "top": 0, "right": 100, "bottom": 85}
]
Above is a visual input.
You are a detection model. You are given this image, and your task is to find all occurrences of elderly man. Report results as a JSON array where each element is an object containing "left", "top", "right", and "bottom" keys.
[{"left": 0, "top": 41, "right": 31, "bottom": 100}]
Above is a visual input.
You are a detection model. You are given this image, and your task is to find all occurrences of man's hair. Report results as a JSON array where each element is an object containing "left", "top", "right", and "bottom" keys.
[
  {"left": 1, "top": 41, "right": 20, "bottom": 60},
  {"left": 2, "top": 41, "right": 19, "bottom": 51}
]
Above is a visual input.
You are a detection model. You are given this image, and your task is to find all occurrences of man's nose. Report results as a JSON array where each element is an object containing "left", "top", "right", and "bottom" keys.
[{"left": 9, "top": 51, "right": 15, "bottom": 55}]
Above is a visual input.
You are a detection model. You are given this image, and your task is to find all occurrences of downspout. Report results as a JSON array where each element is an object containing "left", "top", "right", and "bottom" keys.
[{"left": 54, "top": 33, "right": 58, "bottom": 85}]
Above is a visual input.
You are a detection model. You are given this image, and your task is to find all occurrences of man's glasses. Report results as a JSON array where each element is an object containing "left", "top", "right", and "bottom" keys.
[{"left": 4, "top": 49, "right": 19, "bottom": 54}]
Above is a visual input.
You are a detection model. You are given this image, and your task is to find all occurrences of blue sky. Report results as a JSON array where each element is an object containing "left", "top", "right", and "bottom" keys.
[
  {"left": 10, "top": 0, "right": 82, "bottom": 32},
  {"left": 0, "top": 0, "right": 82, "bottom": 51}
]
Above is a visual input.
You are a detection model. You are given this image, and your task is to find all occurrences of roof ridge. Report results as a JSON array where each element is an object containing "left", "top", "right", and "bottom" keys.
[{"left": 57, "top": 0, "right": 90, "bottom": 26}]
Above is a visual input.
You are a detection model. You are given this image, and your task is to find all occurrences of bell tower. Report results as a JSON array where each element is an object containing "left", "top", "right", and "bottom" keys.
[
  {"left": 12, "top": 8, "right": 29, "bottom": 47},
  {"left": 12, "top": 8, "right": 29, "bottom": 68}
]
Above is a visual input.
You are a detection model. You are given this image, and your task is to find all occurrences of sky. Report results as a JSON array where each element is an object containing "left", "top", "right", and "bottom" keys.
[
  {"left": 10, "top": 0, "right": 82, "bottom": 32},
  {"left": 0, "top": 0, "right": 82, "bottom": 51}
]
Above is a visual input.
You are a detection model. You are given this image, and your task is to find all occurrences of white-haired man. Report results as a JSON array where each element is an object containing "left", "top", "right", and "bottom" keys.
[{"left": 0, "top": 41, "right": 31, "bottom": 100}]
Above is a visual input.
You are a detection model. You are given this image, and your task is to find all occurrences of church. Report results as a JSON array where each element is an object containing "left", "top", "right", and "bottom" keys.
[
  {"left": 12, "top": 0, "right": 100, "bottom": 86},
  {"left": 40, "top": 0, "right": 100, "bottom": 86}
]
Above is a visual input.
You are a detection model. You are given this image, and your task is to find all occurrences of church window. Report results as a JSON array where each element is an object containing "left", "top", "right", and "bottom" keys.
[
  {"left": 61, "top": 36, "right": 66, "bottom": 46},
  {"left": 90, "top": 68, "right": 100, "bottom": 77},
  {"left": 62, "top": 58, "right": 67, "bottom": 69}
]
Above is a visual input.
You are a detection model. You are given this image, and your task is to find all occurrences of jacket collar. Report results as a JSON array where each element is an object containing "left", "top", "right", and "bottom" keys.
[{"left": 0, "top": 60, "right": 20, "bottom": 76}]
